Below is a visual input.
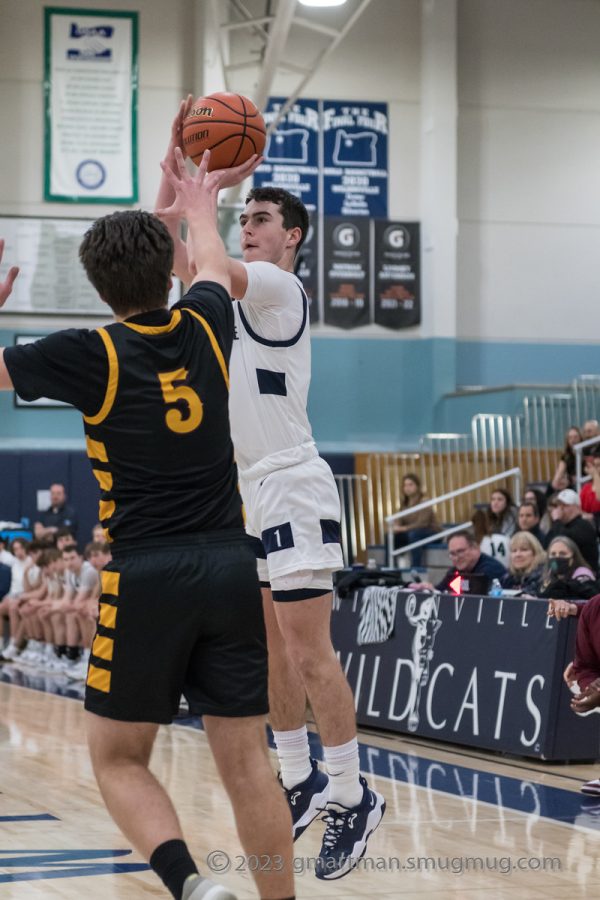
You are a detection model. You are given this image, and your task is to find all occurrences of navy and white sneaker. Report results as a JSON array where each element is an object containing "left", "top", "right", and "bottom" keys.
[
  {"left": 315, "top": 775, "right": 385, "bottom": 880},
  {"left": 281, "top": 758, "right": 329, "bottom": 841}
]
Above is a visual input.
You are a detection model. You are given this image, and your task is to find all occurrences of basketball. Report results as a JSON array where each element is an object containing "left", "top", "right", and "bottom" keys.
[{"left": 182, "top": 92, "right": 266, "bottom": 170}]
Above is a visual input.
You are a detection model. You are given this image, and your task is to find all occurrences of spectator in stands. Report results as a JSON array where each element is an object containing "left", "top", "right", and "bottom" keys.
[
  {"left": 486, "top": 489, "right": 518, "bottom": 537},
  {"left": 34, "top": 483, "right": 78, "bottom": 540},
  {"left": 0, "top": 562, "right": 11, "bottom": 605},
  {"left": 413, "top": 530, "right": 506, "bottom": 593},
  {"left": 544, "top": 488, "right": 599, "bottom": 572},
  {"left": 85, "top": 540, "right": 112, "bottom": 572},
  {"left": 539, "top": 536, "right": 598, "bottom": 600},
  {"left": 500, "top": 531, "right": 546, "bottom": 595},
  {"left": 392, "top": 473, "right": 439, "bottom": 567},
  {"left": 470, "top": 507, "right": 510, "bottom": 566},
  {"left": 517, "top": 502, "right": 544, "bottom": 542},
  {"left": 524, "top": 486, "right": 547, "bottom": 517},
  {"left": 551, "top": 426, "right": 583, "bottom": 491},
  {"left": 580, "top": 451, "right": 600, "bottom": 534},
  {"left": 582, "top": 419, "right": 600, "bottom": 455}
]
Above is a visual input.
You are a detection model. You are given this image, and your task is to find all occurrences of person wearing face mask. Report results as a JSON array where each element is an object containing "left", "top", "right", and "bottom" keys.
[
  {"left": 539, "top": 536, "right": 599, "bottom": 600},
  {"left": 500, "top": 531, "right": 546, "bottom": 595}
]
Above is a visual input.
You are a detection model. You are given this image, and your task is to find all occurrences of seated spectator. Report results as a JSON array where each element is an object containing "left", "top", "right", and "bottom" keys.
[
  {"left": 582, "top": 419, "right": 600, "bottom": 455},
  {"left": 392, "top": 473, "right": 439, "bottom": 567},
  {"left": 0, "top": 540, "right": 46, "bottom": 662},
  {"left": 539, "top": 536, "right": 599, "bottom": 600},
  {"left": 500, "top": 531, "right": 546, "bottom": 595},
  {"left": 414, "top": 530, "right": 506, "bottom": 593},
  {"left": 524, "top": 486, "right": 547, "bottom": 518},
  {"left": 580, "top": 451, "right": 600, "bottom": 533},
  {"left": 544, "top": 488, "right": 599, "bottom": 572},
  {"left": 85, "top": 540, "right": 112, "bottom": 573},
  {"left": 34, "top": 483, "right": 78, "bottom": 540},
  {"left": 517, "top": 502, "right": 544, "bottom": 542},
  {"left": 0, "top": 562, "right": 10, "bottom": 602},
  {"left": 486, "top": 489, "right": 518, "bottom": 537},
  {"left": 550, "top": 426, "right": 582, "bottom": 491}
]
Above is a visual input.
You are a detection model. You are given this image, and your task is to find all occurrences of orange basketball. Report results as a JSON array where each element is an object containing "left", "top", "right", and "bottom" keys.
[{"left": 182, "top": 92, "right": 266, "bottom": 170}]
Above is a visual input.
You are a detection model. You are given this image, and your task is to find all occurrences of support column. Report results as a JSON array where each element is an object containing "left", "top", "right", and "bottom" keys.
[{"left": 420, "top": 0, "right": 458, "bottom": 402}]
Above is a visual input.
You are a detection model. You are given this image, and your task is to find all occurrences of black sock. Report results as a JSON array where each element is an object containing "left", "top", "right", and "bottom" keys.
[
  {"left": 65, "top": 645, "right": 80, "bottom": 660},
  {"left": 56, "top": 644, "right": 66, "bottom": 657},
  {"left": 149, "top": 839, "right": 198, "bottom": 899}
]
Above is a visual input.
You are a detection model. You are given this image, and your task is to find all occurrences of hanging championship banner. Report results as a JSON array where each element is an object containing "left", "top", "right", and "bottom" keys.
[
  {"left": 374, "top": 221, "right": 421, "bottom": 328},
  {"left": 323, "top": 101, "right": 388, "bottom": 217},
  {"left": 254, "top": 98, "right": 320, "bottom": 209},
  {"left": 295, "top": 215, "right": 320, "bottom": 324},
  {"left": 44, "top": 8, "right": 138, "bottom": 203},
  {"left": 323, "top": 217, "right": 370, "bottom": 329}
]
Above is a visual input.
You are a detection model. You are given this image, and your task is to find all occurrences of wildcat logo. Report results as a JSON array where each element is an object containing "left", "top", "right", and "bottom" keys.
[{"left": 0, "top": 849, "right": 150, "bottom": 883}]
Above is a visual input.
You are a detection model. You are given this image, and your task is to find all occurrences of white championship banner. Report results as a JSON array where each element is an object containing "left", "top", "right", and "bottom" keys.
[{"left": 44, "top": 7, "right": 138, "bottom": 203}]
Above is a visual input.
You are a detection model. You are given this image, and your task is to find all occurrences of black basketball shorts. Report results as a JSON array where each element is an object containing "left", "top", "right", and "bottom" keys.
[{"left": 84, "top": 531, "right": 267, "bottom": 724}]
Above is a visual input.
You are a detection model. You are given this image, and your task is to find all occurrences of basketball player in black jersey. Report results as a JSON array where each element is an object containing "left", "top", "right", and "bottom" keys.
[{"left": 0, "top": 155, "right": 295, "bottom": 900}]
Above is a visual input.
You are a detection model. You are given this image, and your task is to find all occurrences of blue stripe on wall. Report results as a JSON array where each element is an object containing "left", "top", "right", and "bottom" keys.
[{"left": 457, "top": 340, "right": 600, "bottom": 387}]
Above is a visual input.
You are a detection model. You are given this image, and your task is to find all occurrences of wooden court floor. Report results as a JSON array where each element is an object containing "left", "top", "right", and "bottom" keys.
[{"left": 2, "top": 671, "right": 600, "bottom": 898}]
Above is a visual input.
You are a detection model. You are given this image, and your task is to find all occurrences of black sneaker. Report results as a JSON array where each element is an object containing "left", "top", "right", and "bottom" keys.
[
  {"left": 280, "top": 758, "right": 329, "bottom": 841},
  {"left": 315, "top": 775, "right": 385, "bottom": 879}
]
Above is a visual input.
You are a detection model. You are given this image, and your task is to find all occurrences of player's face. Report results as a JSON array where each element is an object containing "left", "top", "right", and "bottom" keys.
[{"left": 239, "top": 201, "right": 297, "bottom": 265}]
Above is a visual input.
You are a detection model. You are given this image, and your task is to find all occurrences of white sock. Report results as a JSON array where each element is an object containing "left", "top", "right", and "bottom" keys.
[
  {"left": 272, "top": 725, "right": 313, "bottom": 790},
  {"left": 323, "top": 737, "right": 363, "bottom": 807}
]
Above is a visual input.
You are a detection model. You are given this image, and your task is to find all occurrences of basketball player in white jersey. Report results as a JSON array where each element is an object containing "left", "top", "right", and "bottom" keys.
[{"left": 156, "top": 107, "right": 385, "bottom": 880}]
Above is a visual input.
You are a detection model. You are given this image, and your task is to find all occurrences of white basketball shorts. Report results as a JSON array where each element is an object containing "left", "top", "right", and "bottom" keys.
[{"left": 239, "top": 454, "right": 344, "bottom": 589}]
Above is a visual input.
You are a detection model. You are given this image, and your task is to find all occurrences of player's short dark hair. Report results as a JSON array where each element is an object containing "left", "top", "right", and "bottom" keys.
[
  {"left": 39, "top": 548, "right": 61, "bottom": 567},
  {"left": 79, "top": 211, "right": 174, "bottom": 317},
  {"left": 85, "top": 540, "right": 111, "bottom": 557},
  {"left": 10, "top": 538, "right": 29, "bottom": 553},
  {"left": 244, "top": 187, "right": 309, "bottom": 256},
  {"left": 56, "top": 526, "right": 75, "bottom": 539}
]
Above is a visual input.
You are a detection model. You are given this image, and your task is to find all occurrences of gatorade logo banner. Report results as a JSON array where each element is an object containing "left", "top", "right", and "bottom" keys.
[
  {"left": 374, "top": 221, "right": 421, "bottom": 329},
  {"left": 323, "top": 218, "right": 370, "bottom": 329}
]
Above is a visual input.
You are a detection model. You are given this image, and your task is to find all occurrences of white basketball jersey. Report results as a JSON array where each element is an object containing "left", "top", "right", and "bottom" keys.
[{"left": 229, "top": 261, "right": 314, "bottom": 474}]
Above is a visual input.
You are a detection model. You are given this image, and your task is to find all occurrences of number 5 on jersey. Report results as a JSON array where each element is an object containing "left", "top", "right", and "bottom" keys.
[{"left": 158, "top": 368, "right": 203, "bottom": 434}]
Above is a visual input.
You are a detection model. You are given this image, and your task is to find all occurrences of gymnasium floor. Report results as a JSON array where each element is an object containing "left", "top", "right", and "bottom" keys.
[{"left": 1, "top": 667, "right": 600, "bottom": 898}]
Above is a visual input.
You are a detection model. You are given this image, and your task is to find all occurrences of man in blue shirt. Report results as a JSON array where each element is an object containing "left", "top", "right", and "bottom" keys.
[{"left": 414, "top": 529, "right": 506, "bottom": 593}]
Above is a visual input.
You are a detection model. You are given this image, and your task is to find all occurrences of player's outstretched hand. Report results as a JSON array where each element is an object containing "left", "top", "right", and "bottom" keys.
[
  {"left": 0, "top": 239, "right": 19, "bottom": 307},
  {"left": 166, "top": 94, "right": 193, "bottom": 160},
  {"left": 571, "top": 678, "right": 600, "bottom": 713}
]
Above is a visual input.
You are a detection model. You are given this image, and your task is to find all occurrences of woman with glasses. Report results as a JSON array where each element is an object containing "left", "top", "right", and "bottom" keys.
[{"left": 539, "top": 536, "right": 599, "bottom": 601}]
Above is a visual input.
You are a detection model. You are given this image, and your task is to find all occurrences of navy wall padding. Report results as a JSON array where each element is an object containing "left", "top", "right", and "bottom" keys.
[{"left": 0, "top": 453, "right": 22, "bottom": 523}]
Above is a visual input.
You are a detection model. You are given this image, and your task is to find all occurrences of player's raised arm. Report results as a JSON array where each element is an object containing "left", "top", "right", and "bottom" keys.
[{"left": 0, "top": 238, "right": 19, "bottom": 390}]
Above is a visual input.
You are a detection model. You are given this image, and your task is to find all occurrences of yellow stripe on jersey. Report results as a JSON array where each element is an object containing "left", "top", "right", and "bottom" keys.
[
  {"left": 124, "top": 309, "right": 182, "bottom": 334},
  {"left": 101, "top": 570, "right": 120, "bottom": 596},
  {"left": 87, "top": 664, "right": 111, "bottom": 693},
  {"left": 92, "top": 635, "right": 114, "bottom": 662},
  {"left": 83, "top": 328, "right": 119, "bottom": 425},
  {"left": 183, "top": 308, "right": 229, "bottom": 389},
  {"left": 93, "top": 469, "right": 113, "bottom": 491},
  {"left": 99, "top": 500, "right": 116, "bottom": 521},
  {"left": 86, "top": 436, "right": 108, "bottom": 463},
  {"left": 99, "top": 602, "right": 117, "bottom": 630}
]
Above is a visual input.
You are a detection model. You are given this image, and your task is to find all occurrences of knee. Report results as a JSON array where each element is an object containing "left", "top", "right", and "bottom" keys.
[{"left": 287, "top": 640, "right": 331, "bottom": 680}]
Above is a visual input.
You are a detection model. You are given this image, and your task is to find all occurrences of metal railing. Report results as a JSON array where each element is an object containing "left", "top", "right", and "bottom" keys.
[
  {"left": 418, "top": 433, "right": 472, "bottom": 522},
  {"left": 522, "top": 393, "right": 576, "bottom": 483},
  {"left": 574, "top": 437, "right": 599, "bottom": 493},
  {"left": 334, "top": 473, "right": 370, "bottom": 565},
  {"left": 385, "top": 467, "right": 522, "bottom": 565},
  {"left": 574, "top": 375, "right": 600, "bottom": 426},
  {"left": 472, "top": 415, "right": 521, "bottom": 497}
]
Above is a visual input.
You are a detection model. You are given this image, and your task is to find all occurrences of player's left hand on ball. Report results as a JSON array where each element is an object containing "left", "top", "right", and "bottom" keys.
[{"left": 211, "top": 154, "right": 264, "bottom": 189}]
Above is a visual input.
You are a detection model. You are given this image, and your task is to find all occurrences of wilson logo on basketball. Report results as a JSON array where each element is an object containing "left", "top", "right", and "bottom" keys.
[{"left": 191, "top": 106, "right": 214, "bottom": 117}]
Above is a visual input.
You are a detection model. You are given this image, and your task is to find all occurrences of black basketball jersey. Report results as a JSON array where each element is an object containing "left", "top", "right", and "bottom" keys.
[{"left": 5, "top": 282, "right": 243, "bottom": 543}]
